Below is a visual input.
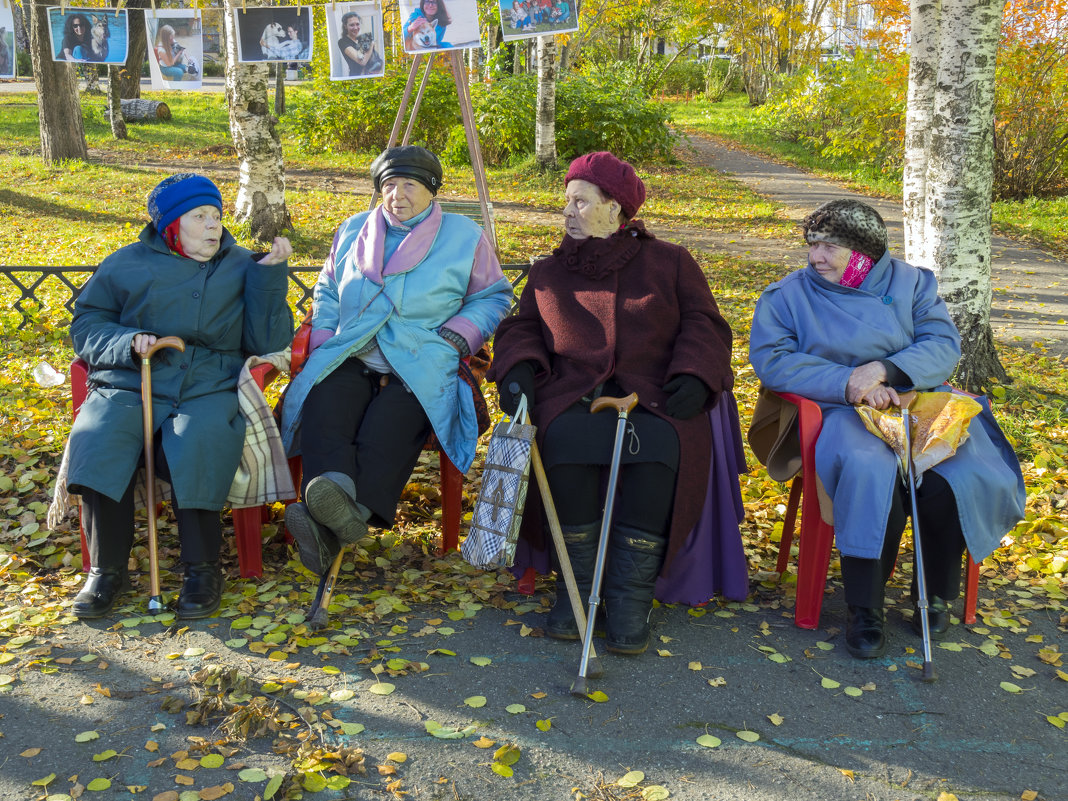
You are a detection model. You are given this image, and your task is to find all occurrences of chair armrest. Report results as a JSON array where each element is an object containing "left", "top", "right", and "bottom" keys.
[
  {"left": 250, "top": 361, "right": 278, "bottom": 391},
  {"left": 71, "top": 359, "right": 89, "bottom": 421},
  {"left": 291, "top": 310, "right": 313, "bottom": 377},
  {"left": 772, "top": 391, "right": 824, "bottom": 458}
]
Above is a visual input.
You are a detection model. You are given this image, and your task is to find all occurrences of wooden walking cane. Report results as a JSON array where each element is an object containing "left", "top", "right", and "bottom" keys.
[
  {"left": 571, "top": 393, "right": 638, "bottom": 697},
  {"left": 307, "top": 549, "right": 344, "bottom": 630},
  {"left": 140, "top": 336, "right": 186, "bottom": 614}
]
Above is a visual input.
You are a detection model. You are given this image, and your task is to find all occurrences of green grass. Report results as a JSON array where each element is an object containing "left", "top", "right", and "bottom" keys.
[{"left": 666, "top": 93, "right": 1068, "bottom": 256}]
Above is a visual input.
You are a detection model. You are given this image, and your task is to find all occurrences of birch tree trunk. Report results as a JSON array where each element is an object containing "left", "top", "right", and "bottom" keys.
[
  {"left": 28, "top": 2, "right": 88, "bottom": 164},
  {"left": 222, "top": 1, "right": 291, "bottom": 242},
  {"left": 902, "top": 0, "right": 940, "bottom": 264},
  {"left": 535, "top": 36, "right": 557, "bottom": 171},
  {"left": 116, "top": 0, "right": 147, "bottom": 99},
  {"left": 902, "top": 0, "right": 1007, "bottom": 391},
  {"left": 107, "top": 67, "right": 128, "bottom": 139}
]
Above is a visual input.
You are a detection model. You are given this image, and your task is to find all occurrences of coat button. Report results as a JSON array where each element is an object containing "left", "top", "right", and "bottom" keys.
[
  {"left": 650, "top": 401, "right": 659, "bottom": 408},
  {"left": 882, "top": 296, "right": 893, "bottom": 304},
  {"left": 193, "top": 292, "right": 200, "bottom": 299},
  {"left": 180, "top": 363, "right": 188, "bottom": 370}
]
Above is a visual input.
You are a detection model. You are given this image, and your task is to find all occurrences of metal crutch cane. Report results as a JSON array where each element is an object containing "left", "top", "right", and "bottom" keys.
[
  {"left": 140, "top": 336, "right": 186, "bottom": 614},
  {"left": 506, "top": 387, "right": 604, "bottom": 681},
  {"left": 571, "top": 392, "right": 638, "bottom": 697},
  {"left": 901, "top": 402, "right": 936, "bottom": 682}
]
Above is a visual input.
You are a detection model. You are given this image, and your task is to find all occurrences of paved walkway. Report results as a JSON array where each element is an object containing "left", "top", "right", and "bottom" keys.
[{"left": 687, "top": 136, "right": 1068, "bottom": 357}]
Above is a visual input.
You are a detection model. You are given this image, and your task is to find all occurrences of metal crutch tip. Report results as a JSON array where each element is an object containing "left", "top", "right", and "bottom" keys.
[
  {"left": 569, "top": 676, "right": 591, "bottom": 697},
  {"left": 147, "top": 596, "right": 167, "bottom": 614}
]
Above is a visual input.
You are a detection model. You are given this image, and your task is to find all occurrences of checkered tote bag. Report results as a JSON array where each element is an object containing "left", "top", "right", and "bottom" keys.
[{"left": 461, "top": 397, "right": 535, "bottom": 569}]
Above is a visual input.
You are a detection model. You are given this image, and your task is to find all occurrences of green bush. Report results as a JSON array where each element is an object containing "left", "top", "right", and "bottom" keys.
[{"left": 659, "top": 58, "right": 706, "bottom": 96}]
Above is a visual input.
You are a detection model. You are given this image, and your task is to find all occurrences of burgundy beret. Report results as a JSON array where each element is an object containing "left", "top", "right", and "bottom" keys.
[{"left": 565, "top": 151, "right": 646, "bottom": 219}]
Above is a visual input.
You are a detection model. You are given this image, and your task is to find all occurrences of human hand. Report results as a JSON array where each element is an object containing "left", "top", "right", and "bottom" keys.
[
  {"left": 498, "top": 361, "right": 536, "bottom": 416},
  {"left": 846, "top": 361, "right": 888, "bottom": 404},
  {"left": 859, "top": 384, "right": 900, "bottom": 410},
  {"left": 256, "top": 237, "right": 293, "bottom": 266},
  {"left": 131, "top": 333, "right": 158, "bottom": 357},
  {"left": 663, "top": 374, "right": 710, "bottom": 419}
]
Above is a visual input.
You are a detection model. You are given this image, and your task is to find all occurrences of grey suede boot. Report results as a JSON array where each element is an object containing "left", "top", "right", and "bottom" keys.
[
  {"left": 546, "top": 521, "right": 601, "bottom": 640},
  {"left": 603, "top": 523, "right": 667, "bottom": 655},
  {"left": 305, "top": 471, "right": 372, "bottom": 545}
]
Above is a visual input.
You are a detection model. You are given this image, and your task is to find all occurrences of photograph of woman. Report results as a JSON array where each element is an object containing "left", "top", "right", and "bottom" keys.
[
  {"left": 233, "top": 6, "right": 312, "bottom": 64},
  {"left": 325, "top": 2, "right": 384, "bottom": 80},
  {"left": 48, "top": 7, "right": 129, "bottom": 64},
  {"left": 0, "top": 4, "right": 17, "bottom": 79},
  {"left": 400, "top": 0, "right": 479, "bottom": 53},
  {"left": 56, "top": 11, "right": 91, "bottom": 61},
  {"left": 146, "top": 10, "right": 203, "bottom": 90},
  {"left": 73, "top": 15, "right": 110, "bottom": 62}
]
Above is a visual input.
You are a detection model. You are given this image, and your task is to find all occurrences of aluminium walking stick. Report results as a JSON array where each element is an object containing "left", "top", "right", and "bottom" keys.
[
  {"left": 140, "top": 336, "right": 186, "bottom": 614},
  {"left": 508, "top": 383, "right": 604, "bottom": 681},
  {"left": 571, "top": 393, "right": 638, "bottom": 697},
  {"left": 901, "top": 402, "right": 936, "bottom": 682}
]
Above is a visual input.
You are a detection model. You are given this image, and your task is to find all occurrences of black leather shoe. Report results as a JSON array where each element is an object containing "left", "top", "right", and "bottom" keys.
[
  {"left": 285, "top": 501, "right": 340, "bottom": 575},
  {"left": 74, "top": 567, "right": 130, "bottom": 619},
  {"left": 845, "top": 605, "right": 886, "bottom": 659},
  {"left": 177, "top": 562, "right": 223, "bottom": 619},
  {"left": 911, "top": 596, "right": 951, "bottom": 638}
]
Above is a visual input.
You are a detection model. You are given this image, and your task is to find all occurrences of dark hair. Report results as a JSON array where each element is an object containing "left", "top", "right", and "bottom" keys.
[
  {"left": 61, "top": 13, "right": 91, "bottom": 48},
  {"left": 340, "top": 12, "right": 361, "bottom": 33},
  {"left": 421, "top": 0, "right": 451, "bottom": 27}
]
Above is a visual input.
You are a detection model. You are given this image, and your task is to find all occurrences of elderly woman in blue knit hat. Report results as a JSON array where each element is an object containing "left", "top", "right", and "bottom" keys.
[
  {"left": 66, "top": 173, "right": 295, "bottom": 620},
  {"left": 280, "top": 146, "right": 512, "bottom": 576}
]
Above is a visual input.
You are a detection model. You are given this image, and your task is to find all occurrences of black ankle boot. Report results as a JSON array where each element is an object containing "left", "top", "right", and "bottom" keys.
[
  {"left": 846, "top": 605, "right": 886, "bottom": 658},
  {"left": 546, "top": 522, "right": 601, "bottom": 640},
  {"left": 74, "top": 567, "right": 131, "bottom": 619},
  {"left": 177, "top": 562, "right": 223, "bottom": 619},
  {"left": 911, "top": 596, "right": 951, "bottom": 638},
  {"left": 603, "top": 524, "right": 667, "bottom": 655}
]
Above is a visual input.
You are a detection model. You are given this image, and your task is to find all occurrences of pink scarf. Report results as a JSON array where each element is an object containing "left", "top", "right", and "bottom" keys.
[{"left": 839, "top": 250, "right": 874, "bottom": 288}]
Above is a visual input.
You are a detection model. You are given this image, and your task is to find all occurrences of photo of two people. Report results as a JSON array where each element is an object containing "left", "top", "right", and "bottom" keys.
[
  {"left": 234, "top": 6, "right": 312, "bottom": 63},
  {"left": 47, "top": 7, "right": 130, "bottom": 64}
]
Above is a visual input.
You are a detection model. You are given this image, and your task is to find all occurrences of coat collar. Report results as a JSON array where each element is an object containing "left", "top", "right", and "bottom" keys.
[
  {"left": 351, "top": 202, "right": 443, "bottom": 284},
  {"left": 804, "top": 249, "right": 892, "bottom": 295},
  {"left": 139, "top": 223, "right": 238, "bottom": 262},
  {"left": 551, "top": 219, "right": 649, "bottom": 280}
]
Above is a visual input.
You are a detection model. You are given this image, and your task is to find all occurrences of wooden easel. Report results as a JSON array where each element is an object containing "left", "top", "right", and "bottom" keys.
[{"left": 369, "top": 50, "right": 497, "bottom": 252}]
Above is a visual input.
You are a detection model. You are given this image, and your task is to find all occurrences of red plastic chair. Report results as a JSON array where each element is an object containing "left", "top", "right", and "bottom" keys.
[
  {"left": 285, "top": 315, "right": 468, "bottom": 554},
  {"left": 70, "top": 358, "right": 277, "bottom": 578},
  {"left": 771, "top": 391, "right": 980, "bottom": 630}
]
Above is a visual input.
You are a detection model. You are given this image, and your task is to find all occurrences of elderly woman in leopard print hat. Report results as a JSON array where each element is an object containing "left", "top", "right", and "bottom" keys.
[{"left": 749, "top": 199, "right": 1025, "bottom": 660}]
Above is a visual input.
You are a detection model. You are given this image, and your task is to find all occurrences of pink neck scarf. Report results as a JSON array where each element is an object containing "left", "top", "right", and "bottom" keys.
[{"left": 839, "top": 250, "right": 874, "bottom": 288}]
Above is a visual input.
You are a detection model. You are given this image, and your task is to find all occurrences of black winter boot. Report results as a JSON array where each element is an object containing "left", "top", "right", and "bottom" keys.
[
  {"left": 603, "top": 524, "right": 667, "bottom": 655},
  {"left": 177, "top": 562, "right": 224, "bottom": 619},
  {"left": 73, "top": 567, "right": 131, "bottom": 619},
  {"left": 546, "top": 522, "right": 601, "bottom": 640}
]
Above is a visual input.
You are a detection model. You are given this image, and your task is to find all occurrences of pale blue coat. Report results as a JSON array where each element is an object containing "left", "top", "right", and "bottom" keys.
[
  {"left": 749, "top": 253, "right": 1025, "bottom": 561},
  {"left": 280, "top": 204, "right": 512, "bottom": 473}
]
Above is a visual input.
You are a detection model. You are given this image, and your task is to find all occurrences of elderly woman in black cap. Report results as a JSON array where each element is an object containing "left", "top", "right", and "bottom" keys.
[
  {"left": 749, "top": 199, "right": 1025, "bottom": 658},
  {"left": 487, "top": 151, "right": 747, "bottom": 655},
  {"left": 280, "top": 146, "right": 513, "bottom": 574},
  {"left": 66, "top": 173, "right": 295, "bottom": 619}
]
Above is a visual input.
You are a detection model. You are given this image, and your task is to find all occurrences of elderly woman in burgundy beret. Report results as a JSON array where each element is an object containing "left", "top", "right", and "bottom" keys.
[{"left": 487, "top": 152, "right": 748, "bottom": 655}]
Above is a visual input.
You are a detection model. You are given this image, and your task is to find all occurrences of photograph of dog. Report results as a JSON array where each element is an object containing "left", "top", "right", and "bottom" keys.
[
  {"left": 325, "top": 2, "right": 385, "bottom": 80},
  {"left": 234, "top": 6, "right": 312, "bottom": 63}
]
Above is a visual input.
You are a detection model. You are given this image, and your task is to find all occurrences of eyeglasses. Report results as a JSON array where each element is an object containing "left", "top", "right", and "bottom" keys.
[{"left": 72, "top": 22, "right": 85, "bottom": 28}]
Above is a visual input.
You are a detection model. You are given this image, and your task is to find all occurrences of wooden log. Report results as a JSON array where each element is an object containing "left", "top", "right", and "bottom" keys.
[{"left": 119, "top": 98, "right": 171, "bottom": 122}]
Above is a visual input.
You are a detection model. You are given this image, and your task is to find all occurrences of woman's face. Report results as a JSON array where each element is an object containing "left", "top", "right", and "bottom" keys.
[
  {"left": 287, "top": 25, "right": 300, "bottom": 40},
  {"left": 808, "top": 240, "right": 852, "bottom": 283},
  {"left": 563, "top": 179, "right": 621, "bottom": 240},
  {"left": 178, "top": 205, "right": 223, "bottom": 262},
  {"left": 71, "top": 17, "right": 88, "bottom": 38},
  {"left": 345, "top": 16, "right": 361, "bottom": 37},
  {"left": 422, "top": 0, "right": 440, "bottom": 17},
  {"left": 382, "top": 177, "right": 434, "bottom": 222}
]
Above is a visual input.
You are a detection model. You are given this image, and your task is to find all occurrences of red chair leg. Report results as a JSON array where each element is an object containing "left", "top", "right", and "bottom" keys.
[
  {"left": 517, "top": 566, "right": 536, "bottom": 596},
  {"left": 79, "top": 506, "right": 91, "bottom": 572},
  {"left": 231, "top": 506, "right": 265, "bottom": 578},
  {"left": 777, "top": 478, "right": 801, "bottom": 575},
  {"left": 963, "top": 553, "right": 980, "bottom": 624},
  {"left": 439, "top": 451, "right": 462, "bottom": 553}
]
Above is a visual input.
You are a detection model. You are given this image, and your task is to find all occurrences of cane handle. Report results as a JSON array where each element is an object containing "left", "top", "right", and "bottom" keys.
[
  {"left": 142, "top": 336, "right": 186, "bottom": 361},
  {"left": 590, "top": 392, "right": 638, "bottom": 416}
]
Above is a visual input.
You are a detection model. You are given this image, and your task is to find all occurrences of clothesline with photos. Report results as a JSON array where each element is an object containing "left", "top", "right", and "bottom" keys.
[{"left": 9, "top": 0, "right": 579, "bottom": 87}]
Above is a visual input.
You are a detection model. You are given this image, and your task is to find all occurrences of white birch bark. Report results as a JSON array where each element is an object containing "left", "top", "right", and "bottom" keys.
[
  {"left": 222, "top": 0, "right": 291, "bottom": 242},
  {"left": 902, "top": 0, "right": 940, "bottom": 265},
  {"left": 535, "top": 36, "right": 558, "bottom": 171}
]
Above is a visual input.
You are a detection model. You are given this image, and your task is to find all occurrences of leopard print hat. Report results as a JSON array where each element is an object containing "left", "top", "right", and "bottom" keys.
[{"left": 801, "top": 199, "right": 888, "bottom": 261}]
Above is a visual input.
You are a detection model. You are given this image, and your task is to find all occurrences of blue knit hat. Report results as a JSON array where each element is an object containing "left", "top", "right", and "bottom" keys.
[{"left": 147, "top": 174, "right": 223, "bottom": 231}]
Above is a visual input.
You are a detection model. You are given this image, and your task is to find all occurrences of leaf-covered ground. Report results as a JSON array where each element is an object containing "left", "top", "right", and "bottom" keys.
[{"left": 1, "top": 89, "right": 1065, "bottom": 800}]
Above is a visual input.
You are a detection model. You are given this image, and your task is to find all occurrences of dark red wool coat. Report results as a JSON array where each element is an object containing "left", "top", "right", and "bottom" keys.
[{"left": 487, "top": 222, "right": 735, "bottom": 569}]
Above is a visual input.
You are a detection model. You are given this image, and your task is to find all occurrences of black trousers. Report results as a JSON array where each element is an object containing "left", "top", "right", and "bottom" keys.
[
  {"left": 78, "top": 433, "right": 222, "bottom": 569},
  {"left": 841, "top": 471, "right": 967, "bottom": 609},
  {"left": 299, "top": 357, "right": 431, "bottom": 528}
]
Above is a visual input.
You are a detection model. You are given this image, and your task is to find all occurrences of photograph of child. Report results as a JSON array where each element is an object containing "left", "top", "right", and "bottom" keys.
[
  {"left": 145, "top": 10, "right": 203, "bottom": 90},
  {"left": 325, "top": 2, "right": 384, "bottom": 80},
  {"left": 47, "top": 7, "right": 130, "bottom": 64},
  {"left": 497, "top": 0, "right": 576, "bottom": 41},
  {"left": 400, "top": 0, "right": 480, "bottom": 54},
  {"left": 0, "top": 4, "right": 15, "bottom": 79},
  {"left": 233, "top": 6, "right": 313, "bottom": 63}
]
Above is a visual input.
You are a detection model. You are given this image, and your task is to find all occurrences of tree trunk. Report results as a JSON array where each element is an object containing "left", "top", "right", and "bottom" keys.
[
  {"left": 535, "top": 36, "right": 557, "bottom": 171},
  {"left": 116, "top": 0, "right": 147, "bottom": 99},
  {"left": 903, "top": 0, "right": 1008, "bottom": 392},
  {"left": 223, "top": 0, "right": 291, "bottom": 242},
  {"left": 107, "top": 68, "right": 128, "bottom": 139},
  {"left": 120, "top": 98, "right": 171, "bottom": 120},
  {"left": 274, "top": 65, "right": 285, "bottom": 116},
  {"left": 28, "top": 3, "right": 88, "bottom": 164},
  {"left": 902, "top": 0, "right": 940, "bottom": 264}
]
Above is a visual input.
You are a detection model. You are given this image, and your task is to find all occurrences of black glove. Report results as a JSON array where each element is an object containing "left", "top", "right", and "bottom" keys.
[
  {"left": 497, "top": 361, "right": 536, "bottom": 417},
  {"left": 663, "top": 374, "right": 710, "bottom": 419}
]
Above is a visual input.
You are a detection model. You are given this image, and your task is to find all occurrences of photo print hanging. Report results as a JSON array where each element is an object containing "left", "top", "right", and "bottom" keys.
[
  {"left": 325, "top": 1, "right": 385, "bottom": 80},
  {"left": 498, "top": 0, "right": 578, "bottom": 41},
  {"left": 233, "top": 6, "right": 313, "bottom": 63},
  {"left": 145, "top": 9, "right": 204, "bottom": 90},
  {"left": 0, "top": 2, "right": 16, "bottom": 79},
  {"left": 47, "top": 7, "right": 130, "bottom": 64},
  {"left": 400, "top": 0, "right": 480, "bottom": 54}
]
